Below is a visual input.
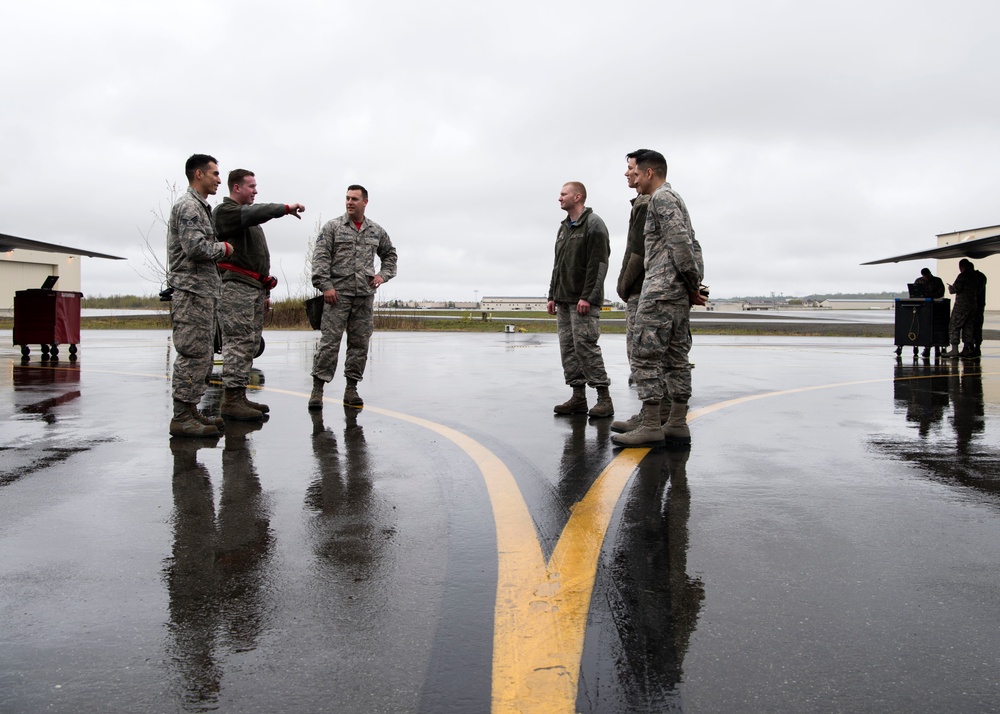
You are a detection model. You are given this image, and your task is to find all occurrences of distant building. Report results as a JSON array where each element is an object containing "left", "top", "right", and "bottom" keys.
[
  {"left": 0, "top": 248, "right": 81, "bottom": 312},
  {"left": 481, "top": 297, "right": 548, "bottom": 311},
  {"left": 935, "top": 225, "right": 999, "bottom": 310},
  {"left": 819, "top": 299, "right": 894, "bottom": 310}
]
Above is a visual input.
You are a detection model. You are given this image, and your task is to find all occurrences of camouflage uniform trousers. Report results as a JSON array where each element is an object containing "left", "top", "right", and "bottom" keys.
[
  {"left": 311, "top": 293, "right": 375, "bottom": 383},
  {"left": 555, "top": 302, "right": 610, "bottom": 388},
  {"left": 950, "top": 301, "right": 975, "bottom": 345},
  {"left": 219, "top": 280, "right": 266, "bottom": 388},
  {"left": 171, "top": 288, "right": 218, "bottom": 404},
  {"left": 631, "top": 299, "right": 692, "bottom": 404},
  {"left": 625, "top": 294, "right": 639, "bottom": 383}
]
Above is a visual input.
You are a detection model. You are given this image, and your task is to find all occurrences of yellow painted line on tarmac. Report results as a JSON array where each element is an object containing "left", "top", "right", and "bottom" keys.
[
  {"left": 349, "top": 402, "right": 650, "bottom": 712},
  {"left": 259, "top": 389, "right": 650, "bottom": 713},
  {"left": 688, "top": 370, "right": 1000, "bottom": 422},
  {"left": 488, "top": 448, "right": 648, "bottom": 714},
  {"left": 687, "top": 377, "right": 886, "bottom": 421},
  {"left": 10, "top": 362, "right": 999, "bottom": 711}
]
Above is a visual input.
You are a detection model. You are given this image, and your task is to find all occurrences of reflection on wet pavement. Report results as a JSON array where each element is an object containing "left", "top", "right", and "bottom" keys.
[
  {"left": 580, "top": 447, "right": 704, "bottom": 712},
  {"left": 1, "top": 363, "right": 113, "bottom": 486},
  {"left": 306, "top": 406, "right": 393, "bottom": 578},
  {"left": 2, "top": 331, "right": 1000, "bottom": 713},
  {"left": 872, "top": 362, "right": 1000, "bottom": 500},
  {"left": 164, "top": 418, "right": 273, "bottom": 710}
]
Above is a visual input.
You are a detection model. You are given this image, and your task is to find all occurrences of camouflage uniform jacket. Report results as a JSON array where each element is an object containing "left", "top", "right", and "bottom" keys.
[
  {"left": 616, "top": 194, "right": 650, "bottom": 301},
  {"left": 548, "top": 207, "right": 610, "bottom": 306},
  {"left": 951, "top": 270, "right": 978, "bottom": 311},
  {"left": 167, "top": 186, "right": 229, "bottom": 296},
  {"left": 640, "top": 182, "right": 703, "bottom": 304},
  {"left": 213, "top": 197, "right": 286, "bottom": 291},
  {"left": 311, "top": 213, "right": 398, "bottom": 297}
]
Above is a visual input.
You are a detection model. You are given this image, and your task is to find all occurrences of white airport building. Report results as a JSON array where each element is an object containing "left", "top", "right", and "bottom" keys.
[
  {"left": 933, "top": 225, "right": 999, "bottom": 309},
  {"left": 0, "top": 248, "right": 82, "bottom": 313}
]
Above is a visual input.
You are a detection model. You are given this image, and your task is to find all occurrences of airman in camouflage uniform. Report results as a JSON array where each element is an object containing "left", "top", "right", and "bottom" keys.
[
  {"left": 214, "top": 168, "right": 305, "bottom": 420},
  {"left": 167, "top": 154, "right": 233, "bottom": 438},
  {"left": 309, "top": 185, "right": 397, "bottom": 410},
  {"left": 613, "top": 150, "right": 704, "bottom": 449},
  {"left": 611, "top": 151, "right": 660, "bottom": 434},
  {"left": 547, "top": 181, "right": 614, "bottom": 419},
  {"left": 944, "top": 259, "right": 980, "bottom": 357}
]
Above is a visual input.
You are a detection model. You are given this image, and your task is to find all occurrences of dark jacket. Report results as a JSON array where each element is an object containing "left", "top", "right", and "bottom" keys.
[
  {"left": 616, "top": 194, "right": 649, "bottom": 301},
  {"left": 974, "top": 270, "right": 988, "bottom": 310},
  {"left": 213, "top": 197, "right": 286, "bottom": 290},
  {"left": 548, "top": 207, "right": 610, "bottom": 306}
]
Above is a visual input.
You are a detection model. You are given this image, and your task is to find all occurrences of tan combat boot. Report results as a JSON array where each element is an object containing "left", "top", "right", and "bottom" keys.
[
  {"left": 588, "top": 386, "right": 614, "bottom": 418},
  {"left": 658, "top": 397, "right": 671, "bottom": 425},
  {"left": 553, "top": 386, "right": 588, "bottom": 415},
  {"left": 189, "top": 403, "right": 224, "bottom": 428},
  {"left": 244, "top": 389, "right": 270, "bottom": 413},
  {"left": 170, "top": 400, "right": 220, "bottom": 438},
  {"left": 611, "top": 412, "right": 642, "bottom": 433},
  {"left": 221, "top": 388, "right": 264, "bottom": 421},
  {"left": 612, "top": 397, "right": 668, "bottom": 433},
  {"left": 611, "top": 401, "right": 665, "bottom": 448},
  {"left": 308, "top": 377, "right": 325, "bottom": 410},
  {"left": 344, "top": 378, "right": 364, "bottom": 407},
  {"left": 661, "top": 400, "right": 691, "bottom": 447}
]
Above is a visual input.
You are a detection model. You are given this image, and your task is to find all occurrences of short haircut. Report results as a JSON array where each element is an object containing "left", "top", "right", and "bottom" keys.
[
  {"left": 564, "top": 181, "right": 587, "bottom": 202},
  {"left": 347, "top": 184, "right": 368, "bottom": 200},
  {"left": 626, "top": 149, "right": 654, "bottom": 162},
  {"left": 959, "top": 258, "right": 973, "bottom": 269},
  {"left": 228, "top": 169, "right": 255, "bottom": 191},
  {"left": 185, "top": 154, "right": 218, "bottom": 182},
  {"left": 630, "top": 149, "right": 668, "bottom": 179},
  {"left": 920, "top": 268, "right": 932, "bottom": 278}
]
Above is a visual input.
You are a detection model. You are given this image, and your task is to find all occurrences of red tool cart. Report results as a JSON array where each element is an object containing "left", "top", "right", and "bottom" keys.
[{"left": 13, "top": 281, "right": 83, "bottom": 361}]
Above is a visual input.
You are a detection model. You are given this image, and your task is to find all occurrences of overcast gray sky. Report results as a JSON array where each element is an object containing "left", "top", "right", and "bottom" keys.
[{"left": 2, "top": 0, "right": 997, "bottom": 301}]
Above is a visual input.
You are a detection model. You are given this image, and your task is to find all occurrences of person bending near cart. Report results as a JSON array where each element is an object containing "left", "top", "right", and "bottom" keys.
[{"left": 914, "top": 267, "right": 945, "bottom": 299}]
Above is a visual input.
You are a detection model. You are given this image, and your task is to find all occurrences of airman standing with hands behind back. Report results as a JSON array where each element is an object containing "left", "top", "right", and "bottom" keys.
[{"left": 613, "top": 149, "right": 704, "bottom": 449}]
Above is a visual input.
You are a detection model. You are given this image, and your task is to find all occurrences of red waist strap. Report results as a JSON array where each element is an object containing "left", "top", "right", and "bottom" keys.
[{"left": 218, "top": 263, "right": 261, "bottom": 281}]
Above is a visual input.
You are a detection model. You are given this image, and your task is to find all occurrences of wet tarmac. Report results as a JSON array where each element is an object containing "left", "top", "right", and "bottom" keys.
[{"left": 1, "top": 329, "right": 998, "bottom": 713}]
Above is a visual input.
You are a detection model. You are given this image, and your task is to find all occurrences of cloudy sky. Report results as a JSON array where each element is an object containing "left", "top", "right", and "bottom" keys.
[{"left": 2, "top": 0, "right": 997, "bottom": 301}]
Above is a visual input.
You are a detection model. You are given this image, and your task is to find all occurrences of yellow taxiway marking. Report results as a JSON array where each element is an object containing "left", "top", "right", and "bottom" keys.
[
  {"left": 11, "top": 364, "right": 997, "bottom": 712},
  {"left": 257, "top": 391, "right": 653, "bottom": 712}
]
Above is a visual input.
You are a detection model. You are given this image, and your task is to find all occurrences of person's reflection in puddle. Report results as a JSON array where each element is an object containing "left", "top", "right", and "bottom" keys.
[
  {"left": 579, "top": 446, "right": 704, "bottom": 711},
  {"left": 306, "top": 407, "right": 389, "bottom": 576},
  {"left": 163, "top": 419, "right": 273, "bottom": 710},
  {"left": 951, "top": 363, "right": 985, "bottom": 457},
  {"left": 878, "top": 362, "right": 999, "bottom": 498},
  {"left": 554, "top": 413, "right": 615, "bottom": 529}
]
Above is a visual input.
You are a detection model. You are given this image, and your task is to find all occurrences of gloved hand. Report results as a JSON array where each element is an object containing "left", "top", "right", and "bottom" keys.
[{"left": 262, "top": 275, "right": 278, "bottom": 290}]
